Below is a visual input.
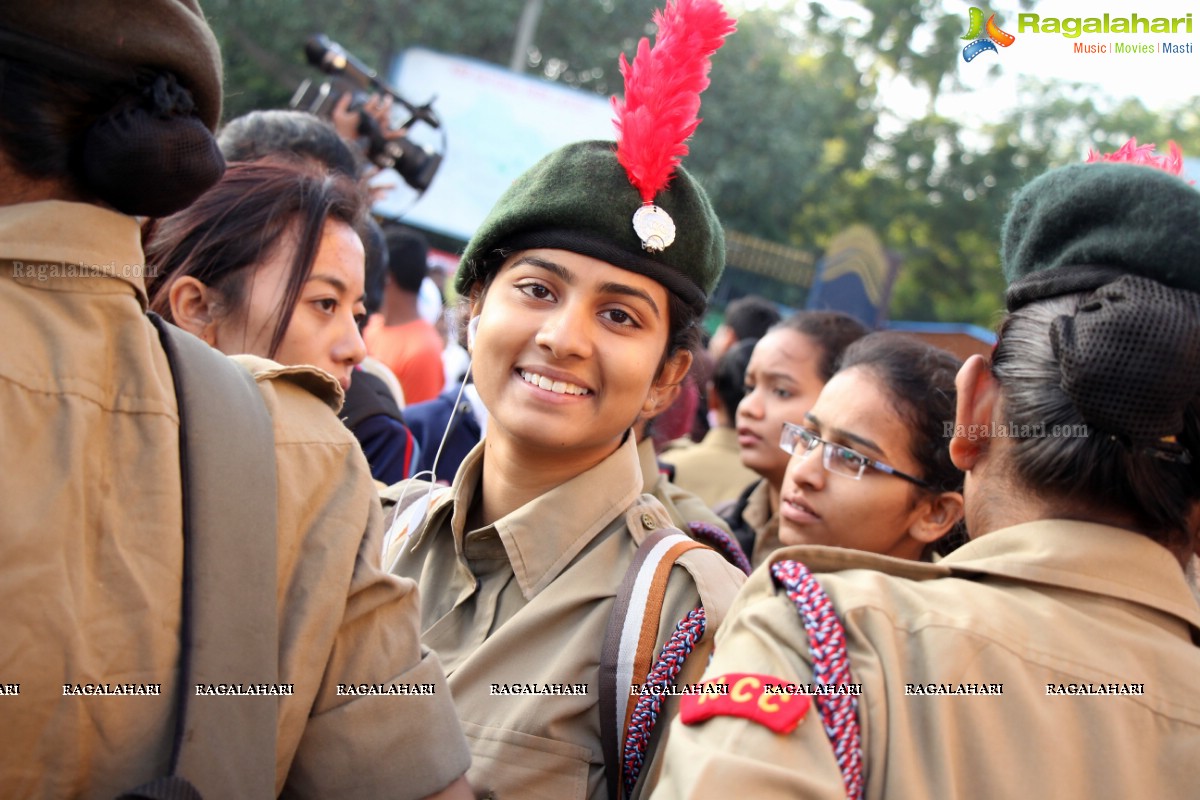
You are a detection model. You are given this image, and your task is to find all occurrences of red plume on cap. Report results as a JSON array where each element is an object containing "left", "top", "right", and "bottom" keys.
[
  {"left": 1086, "top": 137, "right": 1185, "bottom": 176},
  {"left": 612, "top": 0, "right": 735, "bottom": 251}
]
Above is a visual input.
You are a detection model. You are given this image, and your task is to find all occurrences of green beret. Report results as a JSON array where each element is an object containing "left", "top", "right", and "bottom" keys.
[
  {"left": 1002, "top": 162, "right": 1200, "bottom": 310},
  {"left": 0, "top": 0, "right": 223, "bottom": 131},
  {"left": 457, "top": 140, "right": 724, "bottom": 315}
]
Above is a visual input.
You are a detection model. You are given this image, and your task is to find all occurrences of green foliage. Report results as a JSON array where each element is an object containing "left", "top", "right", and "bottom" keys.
[
  {"left": 686, "top": 9, "right": 878, "bottom": 245},
  {"left": 886, "top": 78, "right": 1200, "bottom": 325},
  {"left": 204, "top": 0, "right": 662, "bottom": 118}
]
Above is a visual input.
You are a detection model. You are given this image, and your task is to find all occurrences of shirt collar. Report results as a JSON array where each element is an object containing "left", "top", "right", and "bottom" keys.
[
  {"left": 743, "top": 478, "right": 776, "bottom": 531},
  {"left": 0, "top": 201, "right": 148, "bottom": 307},
  {"left": 940, "top": 521, "right": 1200, "bottom": 631},
  {"left": 451, "top": 435, "right": 643, "bottom": 600},
  {"left": 637, "top": 436, "right": 660, "bottom": 495}
]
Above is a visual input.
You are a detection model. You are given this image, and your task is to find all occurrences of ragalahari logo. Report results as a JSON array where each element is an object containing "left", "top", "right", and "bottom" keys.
[{"left": 961, "top": 7, "right": 1016, "bottom": 61}]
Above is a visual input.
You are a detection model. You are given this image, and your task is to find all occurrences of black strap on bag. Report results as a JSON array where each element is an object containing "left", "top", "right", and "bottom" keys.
[
  {"left": 116, "top": 777, "right": 202, "bottom": 800},
  {"left": 117, "top": 316, "right": 279, "bottom": 799}
]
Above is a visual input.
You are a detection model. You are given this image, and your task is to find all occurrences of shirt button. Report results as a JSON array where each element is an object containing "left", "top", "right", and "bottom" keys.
[{"left": 641, "top": 513, "right": 656, "bottom": 530}]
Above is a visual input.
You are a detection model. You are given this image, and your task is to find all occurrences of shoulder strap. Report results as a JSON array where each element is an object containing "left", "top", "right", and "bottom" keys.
[
  {"left": 600, "top": 522, "right": 708, "bottom": 800},
  {"left": 769, "top": 559, "right": 865, "bottom": 800},
  {"left": 120, "top": 316, "right": 279, "bottom": 798},
  {"left": 620, "top": 606, "right": 706, "bottom": 798}
]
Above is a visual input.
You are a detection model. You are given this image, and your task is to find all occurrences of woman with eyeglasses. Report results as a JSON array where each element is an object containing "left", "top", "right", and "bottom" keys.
[
  {"left": 722, "top": 311, "right": 868, "bottom": 566},
  {"left": 777, "top": 332, "right": 965, "bottom": 561},
  {"left": 652, "top": 147, "right": 1200, "bottom": 799}
]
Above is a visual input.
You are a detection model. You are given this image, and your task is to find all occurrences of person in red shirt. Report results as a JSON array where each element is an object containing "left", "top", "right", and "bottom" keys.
[{"left": 364, "top": 227, "right": 446, "bottom": 404}]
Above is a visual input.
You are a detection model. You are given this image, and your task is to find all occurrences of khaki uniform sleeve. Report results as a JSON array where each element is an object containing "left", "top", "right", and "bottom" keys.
[
  {"left": 244, "top": 363, "right": 471, "bottom": 799},
  {"left": 284, "top": 496, "right": 471, "bottom": 799},
  {"left": 648, "top": 568, "right": 848, "bottom": 800}
]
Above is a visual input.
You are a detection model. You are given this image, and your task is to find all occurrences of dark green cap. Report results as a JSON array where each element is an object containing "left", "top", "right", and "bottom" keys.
[
  {"left": 456, "top": 140, "right": 724, "bottom": 315},
  {"left": 1002, "top": 162, "right": 1200, "bottom": 310}
]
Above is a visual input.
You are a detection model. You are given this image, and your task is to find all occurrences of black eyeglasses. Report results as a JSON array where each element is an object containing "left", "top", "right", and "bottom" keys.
[{"left": 779, "top": 421, "right": 931, "bottom": 489}]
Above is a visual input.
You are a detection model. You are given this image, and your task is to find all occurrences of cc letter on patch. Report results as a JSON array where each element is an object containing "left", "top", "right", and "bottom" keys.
[{"left": 679, "top": 673, "right": 811, "bottom": 734}]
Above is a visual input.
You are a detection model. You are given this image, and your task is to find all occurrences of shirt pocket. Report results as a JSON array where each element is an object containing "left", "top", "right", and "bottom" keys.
[{"left": 463, "top": 720, "right": 593, "bottom": 800}]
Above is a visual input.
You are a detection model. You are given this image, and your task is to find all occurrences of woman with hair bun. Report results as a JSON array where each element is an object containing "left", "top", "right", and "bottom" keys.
[
  {"left": 653, "top": 142, "right": 1200, "bottom": 799},
  {"left": 0, "top": 5, "right": 470, "bottom": 796}
]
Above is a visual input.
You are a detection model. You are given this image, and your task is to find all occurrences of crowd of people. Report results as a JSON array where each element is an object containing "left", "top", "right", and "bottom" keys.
[{"left": 1, "top": 1, "right": 1197, "bottom": 798}]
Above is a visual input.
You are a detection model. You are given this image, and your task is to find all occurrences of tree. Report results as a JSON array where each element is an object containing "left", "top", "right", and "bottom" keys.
[
  {"left": 686, "top": 8, "right": 879, "bottom": 246},
  {"left": 884, "top": 78, "right": 1200, "bottom": 324}
]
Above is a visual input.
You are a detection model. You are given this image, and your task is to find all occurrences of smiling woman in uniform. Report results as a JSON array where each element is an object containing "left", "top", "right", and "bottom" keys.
[{"left": 381, "top": 3, "right": 746, "bottom": 797}]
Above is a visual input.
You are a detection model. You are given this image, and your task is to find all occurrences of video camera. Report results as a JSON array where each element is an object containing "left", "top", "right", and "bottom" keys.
[{"left": 291, "top": 34, "right": 443, "bottom": 192}]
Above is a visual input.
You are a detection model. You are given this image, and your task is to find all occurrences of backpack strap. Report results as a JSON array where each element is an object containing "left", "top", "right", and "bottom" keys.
[
  {"left": 600, "top": 519, "right": 708, "bottom": 800},
  {"left": 115, "top": 778, "right": 201, "bottom": 800},
  {"left": 118, "top": 316, "right": 279, "bottom": 798},
  {"left": 769, "top": 559, "right": 864, "bottom": 800}
]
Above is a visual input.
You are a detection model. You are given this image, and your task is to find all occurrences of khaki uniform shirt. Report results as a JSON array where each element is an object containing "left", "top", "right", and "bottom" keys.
[
  {"left": 652, "top": 521, "right": 1200, "bottom": 799},
  {"left": 659, "top": 428, "right": 759, "bottom": 510},
  {"left": 0, "top": 201, "right": 469, "bottom": 799},
  {"left": 638, "top": 437, "right": 733, "bottom": 535},
  {"left": 390, "top": 436, "right": 746, "bottom": 799},
  {"left": 741, "top": 479, "right": 782, "bottom": 568}
]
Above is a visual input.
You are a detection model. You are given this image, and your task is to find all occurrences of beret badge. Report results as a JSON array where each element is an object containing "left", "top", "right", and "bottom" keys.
[{"left": 632, "top": 204, "right": 677, "bottom": 252}]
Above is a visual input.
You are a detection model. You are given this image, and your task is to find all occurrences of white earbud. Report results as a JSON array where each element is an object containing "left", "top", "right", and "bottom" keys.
[{"left": 467, "top": 315, "right": 480, "bottom": 350}]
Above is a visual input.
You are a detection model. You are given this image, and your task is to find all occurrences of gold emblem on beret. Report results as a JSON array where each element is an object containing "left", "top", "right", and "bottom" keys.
[{"left": 632, "top": 204, "right": 676, "bottom": 252}]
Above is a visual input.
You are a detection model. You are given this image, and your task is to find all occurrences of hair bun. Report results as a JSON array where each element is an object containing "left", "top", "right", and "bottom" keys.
[
  {"left": 80, "top": 74, "right": 225, "bottom": 217},
  {"left": 1051, "top": 275, "right": 1200, "bottom": 448}
]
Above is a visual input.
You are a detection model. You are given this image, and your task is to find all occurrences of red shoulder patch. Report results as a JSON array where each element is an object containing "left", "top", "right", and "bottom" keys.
[{"left": 679, "top": 673, "right": 811, "bottom": 734}]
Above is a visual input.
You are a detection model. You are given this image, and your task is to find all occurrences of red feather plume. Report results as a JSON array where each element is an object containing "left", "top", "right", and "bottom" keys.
[
  {"left": 1086, "top": 136, "right": 1185, "bottom": 175},
  {"left": 612, "top": 0, "right": 736, "bottom": 205}
]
